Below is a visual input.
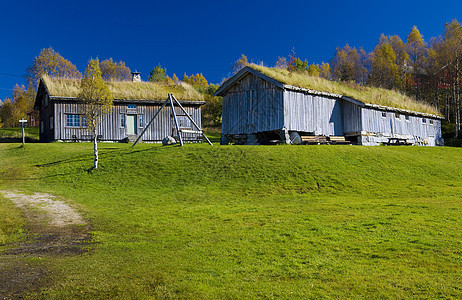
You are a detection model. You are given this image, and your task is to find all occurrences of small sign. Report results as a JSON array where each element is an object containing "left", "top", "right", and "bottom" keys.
[{"left": 19, "top": 119, "right": 27, "bottom": 145}]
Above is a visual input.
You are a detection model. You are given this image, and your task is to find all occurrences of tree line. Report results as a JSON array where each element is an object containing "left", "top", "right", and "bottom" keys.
[{"left": 0, "top": 47, "right": 222, "bottom": 128}]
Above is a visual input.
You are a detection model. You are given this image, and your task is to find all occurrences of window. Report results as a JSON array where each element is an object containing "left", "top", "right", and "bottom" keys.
[
  {"left": 120, "top": 114, "right": 126, "bottom": 128},
  {"left": 40, "top": 121, "right": 44, "bottom": 134},
  {"left": 430, "top": 119, "right": 434, "bottom": 125},
  {"left": 44, "top": 95, "right": 48, "bottom": 107},
  {"left": 128, "top": 104, "right": 137, "bottom": 109},
  {"left": 49, "top": 116, "right": 54, "bottom": 130},
  {"left": 382, "top": 112, "right": 386, "bottom": 118},
  {"left": 405, "top": 115, "right": 410, "bottom": 121},
  {"left": 139, "top": 115, "right": 144, "bottom": 127},
  {"left": 178, "top": 116, "right": 191, "bottom": 129},
  {"left": 395, "top": 112, "right": 400, "bottom": 119},
  {"left": 422, "top": 118, "right": 427, "bottom": 124},
  {"left": 246, "top": 89, "right": 256, "bottom": 100},
  {"left": 66, "top": 114, "right": 86, "bottom": 127}
]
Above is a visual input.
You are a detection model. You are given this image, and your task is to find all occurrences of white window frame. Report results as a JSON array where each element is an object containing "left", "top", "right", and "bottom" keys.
[
  {"left": 381, "top": 112, "right": 386, "bottom": 118},
  {"left": 65, "top": 114, "right": 86, "bottom": 128},
  {"left": 139, "top": 114, "right": 144, "bottom": 128}
]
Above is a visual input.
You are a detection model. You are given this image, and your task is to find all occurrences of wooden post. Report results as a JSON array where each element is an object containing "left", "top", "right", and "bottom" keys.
[
  {"left": 171, "top": 94, "right": 213, "bottom": 146},
  {"left": 19, "top": 119, "right": 27, "bottom": 145},
  {"left": 169, "top": 94, "right": 183, "bottom": 146},
  {"left": 132, "top": 98, "right": 169, "bottom": 147}
]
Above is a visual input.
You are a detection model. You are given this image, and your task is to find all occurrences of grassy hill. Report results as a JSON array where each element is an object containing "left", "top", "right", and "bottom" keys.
[{"left": 0, "top": 142, "right": 461, "bottom": 298}]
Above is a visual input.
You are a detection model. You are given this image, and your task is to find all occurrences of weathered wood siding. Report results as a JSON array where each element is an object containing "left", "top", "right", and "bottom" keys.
[
  {"left": 37, "top": 94, "right": 55, "bottom": 142},
  {"left": 53, "top": 101, "right": 201, "bottom": 142},
  {"left": 361, "top": 107, "right": 442, "bottom": 145},
  {"left": 221, "top": 73, "right": 284, "bottom": 135},
  {"left": 283, "top": 91, "right": 344, "bottom": 136},
  {"left": 343, "top": 101, "right": 362, "bottom": 134}
]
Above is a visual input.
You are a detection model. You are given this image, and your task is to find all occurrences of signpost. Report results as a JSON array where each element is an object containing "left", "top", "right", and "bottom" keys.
[{"left": 19, "top": 119, "right": 27, "bottom": 145}]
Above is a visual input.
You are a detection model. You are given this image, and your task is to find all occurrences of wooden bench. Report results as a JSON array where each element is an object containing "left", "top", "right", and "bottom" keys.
[
  {"left": 300, "top": 135, "right": 328, "bottom": 145},
  {"left": 385, "top": 138, "right": 412, "bottom": 146},
  {"left": 71, "top": 134, "right": 102, "bottom": 142},
  {"left": 328, "top": 136, "right": 351, "bottom": 145}
]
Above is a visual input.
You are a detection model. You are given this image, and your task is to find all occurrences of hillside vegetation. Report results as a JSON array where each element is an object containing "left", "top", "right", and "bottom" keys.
[
  {"left": 0, "top": 142, "right": 461, "bottom": 299},
  {"left": 250, "top": 64, "right": 440, "bottom": 116}
]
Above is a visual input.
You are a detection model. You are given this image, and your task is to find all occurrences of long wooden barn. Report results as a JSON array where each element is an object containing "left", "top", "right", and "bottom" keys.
[
  {"left": 34, "top": 75, "right": 205, "bottom": 143},
  {"left": 214, "top": 66, "right": 443, "bottom": 146}
]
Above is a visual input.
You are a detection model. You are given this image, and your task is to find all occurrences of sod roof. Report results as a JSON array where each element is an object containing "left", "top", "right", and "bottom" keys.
[
  {"left": 218, "top": 65, "right": 440, "bottom": 116},
  {"left": 41, "top": 75, "right": 204, "bottom": 102}
]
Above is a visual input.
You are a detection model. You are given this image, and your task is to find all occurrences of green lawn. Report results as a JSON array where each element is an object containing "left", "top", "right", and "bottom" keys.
[
  {"left": 0, "top": 141, "right": 461, "bottom": 299},
  {"left": 0, "top": 126, "right": 39, "bottom": 142}
]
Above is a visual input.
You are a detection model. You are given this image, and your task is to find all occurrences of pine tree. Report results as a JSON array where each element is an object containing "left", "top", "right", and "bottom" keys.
[{"left": 148, "top": 64, "right": 167, "bottom": 82}]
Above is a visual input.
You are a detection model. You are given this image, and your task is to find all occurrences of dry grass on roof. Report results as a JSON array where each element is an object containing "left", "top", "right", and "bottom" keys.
[
  {"left": 249, "top": 64, "right": 439, "bottom": 115},
  {"left": 42, "top": 75, "right": 203, "bottom": 101}
]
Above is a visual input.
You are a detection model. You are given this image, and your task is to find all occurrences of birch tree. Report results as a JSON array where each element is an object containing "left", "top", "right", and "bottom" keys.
[
  {"left": 439, "top": 20, "right": 462, "bottom": 138},
  {"left": 100, "top": 58, "right": 131, "bottom": 81},
  {"left": 331, "top": 44, "right": 368, "bottom": 84},
  {"left": 406, "top": 26, "right": 428, "bottom": 99},
  {"left": 79, "top": 59, "right": 113, "bottom": 169},
  {"left": 26, "top": 47, "right": 81, "bottom": 88}
]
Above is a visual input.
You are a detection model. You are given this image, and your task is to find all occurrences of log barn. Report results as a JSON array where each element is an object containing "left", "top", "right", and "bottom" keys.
[
  {"left": 215, "top": 66, "right": 443, "bottom": 146},
  {"left": 34, "top": 74, "right": 205, "bottom": 143}
]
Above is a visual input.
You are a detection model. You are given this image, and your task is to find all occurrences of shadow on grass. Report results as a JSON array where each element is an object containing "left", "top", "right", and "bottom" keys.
[{"left": 0, "top": 137, "right": 39, "bottom": 143}]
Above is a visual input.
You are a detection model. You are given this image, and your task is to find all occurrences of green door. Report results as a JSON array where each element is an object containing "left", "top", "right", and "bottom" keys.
[{"left": 126, "top": 114, "right": 137, "bottom": 135}]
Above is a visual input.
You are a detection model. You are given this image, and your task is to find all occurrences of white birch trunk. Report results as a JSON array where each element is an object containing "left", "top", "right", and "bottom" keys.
[{"left": 93, "top": 128, "right": 98, "bottom": 169}]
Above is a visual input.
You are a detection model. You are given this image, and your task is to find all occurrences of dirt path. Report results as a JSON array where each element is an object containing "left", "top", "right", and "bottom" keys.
[{"left": 0, "top": 191, "right": 91, "bottom": 299}]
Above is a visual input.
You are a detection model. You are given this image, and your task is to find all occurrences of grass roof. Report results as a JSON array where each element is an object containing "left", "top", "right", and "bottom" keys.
[
  {"left": 42, "top": 75, "right": 204, "bottom": 101},
  {"left": 249, "top": 64, "right": 440, "bottom": 116}
]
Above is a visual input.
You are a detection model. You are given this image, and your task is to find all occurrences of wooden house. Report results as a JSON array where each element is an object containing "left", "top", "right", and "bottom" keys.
[
  {"left": 214, "top": 66, "right": 443, "bottom": 146},
  {"left": 34, "top": 74, "right": 205, "bottom": 143}
]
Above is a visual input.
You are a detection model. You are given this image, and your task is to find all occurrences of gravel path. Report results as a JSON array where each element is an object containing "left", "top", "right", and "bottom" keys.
[
  {"left": 0, "top": 191, "right": 90, "bottom": 299},
  {"left": 0, "top": 191, "right": 85, "bottom": 227}
]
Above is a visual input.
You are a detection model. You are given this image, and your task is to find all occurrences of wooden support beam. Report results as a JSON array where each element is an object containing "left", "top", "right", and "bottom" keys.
[
  {"left": 171, "top": 94, "right": 213, "bottom": 146},
  {"left": 169, "top": 94, "right": 183, "bottom": 146},
  {"left": 132, "top": 97, "right": 169, "bottom": 147}
]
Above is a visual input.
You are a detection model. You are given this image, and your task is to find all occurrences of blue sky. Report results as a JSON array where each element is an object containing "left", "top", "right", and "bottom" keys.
[{"left": 0, "top": 0, "right": 461, "bottom": 100}]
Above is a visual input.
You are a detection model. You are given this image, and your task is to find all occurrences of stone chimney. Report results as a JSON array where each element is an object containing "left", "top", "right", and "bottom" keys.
[{"left": 131, "top": 71, "right": 141, "bottom": 82}]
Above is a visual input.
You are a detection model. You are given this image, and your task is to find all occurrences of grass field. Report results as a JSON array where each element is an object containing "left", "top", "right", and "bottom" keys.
[
  {"left": 0, "top": 126, "right": 39, "bottom": 142},
  {"left": 0, "top": 139, "right": 461, "bottom": 299}
]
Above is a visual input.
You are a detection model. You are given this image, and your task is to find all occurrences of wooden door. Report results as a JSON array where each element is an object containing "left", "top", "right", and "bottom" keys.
[{"left": 126, "top": 114, "right": 137, "bottom": 135}]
